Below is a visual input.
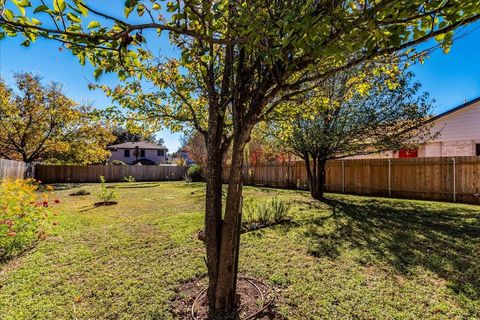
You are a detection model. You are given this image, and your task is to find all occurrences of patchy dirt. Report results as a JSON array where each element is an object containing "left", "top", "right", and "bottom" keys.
[{"left": 172, "top": 276, "right": 284, "bottom": 320}]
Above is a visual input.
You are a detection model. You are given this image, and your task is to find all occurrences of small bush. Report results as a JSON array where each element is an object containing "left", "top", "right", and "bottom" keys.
[
  {"left": 110, "top": 160, "right": 127, "bottom": 166},
  {"left": 242, "top": 196, "right": 291, "bottom": 230},
  {"left": 186, "top": 164, "right": 204, "bottom": 182},
  {"left": 124, "top": 176, "right": 136, "bottom": 183},
  {"left": 69, "top": 188, "right": 90, "bottom": 196},
  {"left": 183, "top": 173, "right": 192, "bottom": 183},
  {"left": 99, "top": 176, "right": 117, "bottom": 204},
  {"left": 0, "top": 179, "right": 57, "bottom": 261}
]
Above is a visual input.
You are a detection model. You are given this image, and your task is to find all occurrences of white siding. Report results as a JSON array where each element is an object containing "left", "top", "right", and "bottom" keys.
[
  {"left": 109, "top": 148, "right": 168, "bottom": 164},
  {"left": 430, "top": 100, "right": 480, "bottom": 143},
  {"left": 424, "top": 142, "right": 442, "bottom": 157}
]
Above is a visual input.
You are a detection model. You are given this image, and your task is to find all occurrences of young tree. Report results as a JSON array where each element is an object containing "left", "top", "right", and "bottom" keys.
[
  {"left": 270, "top": 68, "right": 433, "bottom": 200},
  {"left": 0, "top": 73, "right": 114, "bottom": 164},
  {"left": 182, "top": 131, "right": 208, "bottom": 166},
  {"left": 2, "top": 1, "right": 479, "bottom": 317}
]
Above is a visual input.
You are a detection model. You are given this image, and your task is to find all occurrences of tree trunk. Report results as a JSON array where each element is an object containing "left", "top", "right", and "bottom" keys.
[
  {"left": 204, "top": 140, "right": 226, "bottom": 317},
  {"left": 305, "top": 155, "right": 326, "bottom": 200},
  {"left": 212, "top": 130, "right": 250, "bottom": 319}
]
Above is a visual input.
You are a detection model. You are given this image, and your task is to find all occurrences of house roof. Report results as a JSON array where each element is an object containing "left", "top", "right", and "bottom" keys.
[
  {"left": 424, "top": 96, "right": 480, "bottom": 125},
  {"left": 107, "top": 141, "right": 168, "bottom": 150}
]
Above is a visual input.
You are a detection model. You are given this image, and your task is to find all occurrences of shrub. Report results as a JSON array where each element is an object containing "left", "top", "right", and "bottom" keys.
[
  {"left": 110, "top": 160, "right": 127, "bottom": 166},
  {"left": 0, "top": 179, "right": 57, "bottom": 261},
  {"left": 124, "top": 176, "right": 136, "bottom": 183},
  {"left": 186, "top": 164, "right": 204, "bottom": 182},
  {"left": 242, "top": 196, "right": 291, "bottom": 229},
  {"left": 183, "top": 173, "right": 192, "bottom": 183},
  {"left": 99, "top": 176, "right": 117, "bottom": 204}
]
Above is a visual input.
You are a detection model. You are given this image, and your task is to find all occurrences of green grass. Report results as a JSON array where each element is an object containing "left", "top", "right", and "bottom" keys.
[{"left": 1, "top": 182, "right": 479, "bottom": 319}]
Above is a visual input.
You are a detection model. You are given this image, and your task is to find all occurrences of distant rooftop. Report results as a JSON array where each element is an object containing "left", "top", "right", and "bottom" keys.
[{"left": 107, "top": 141, "right": 168, "bottom": 150}]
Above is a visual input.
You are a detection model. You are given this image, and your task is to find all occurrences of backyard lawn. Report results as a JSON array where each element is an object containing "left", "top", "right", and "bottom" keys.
[{"left": 0, "top": 182, "right": 479, "bottom": 319}]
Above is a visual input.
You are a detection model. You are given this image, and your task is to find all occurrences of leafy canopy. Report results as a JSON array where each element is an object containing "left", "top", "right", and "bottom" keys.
[
  {"left": 1, "top": 0, "right": 479, "bottom": 137},
  {"left": 0, "top": 73, "right": 115, "bottom": 164}
]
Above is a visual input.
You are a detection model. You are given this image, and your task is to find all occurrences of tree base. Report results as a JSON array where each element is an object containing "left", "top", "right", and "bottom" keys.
[{"left": 173, "top": 276, "right": 275, "bottom": 320}]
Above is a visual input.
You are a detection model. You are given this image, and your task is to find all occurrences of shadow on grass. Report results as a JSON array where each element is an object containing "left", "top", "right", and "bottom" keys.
[
  {"left": 46, "top": 183, "right": 83, "bottom": 191},
  {"left": 106, "top": 183, "right": 162, "bottom": 189},
  {"left": 303, "top": 197, "right": 480, "bottom": 300}
]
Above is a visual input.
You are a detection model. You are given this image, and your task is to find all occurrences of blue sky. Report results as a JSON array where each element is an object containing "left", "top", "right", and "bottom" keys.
[{"left": 1, "top": 13, "right": 480, "bottom": 152}]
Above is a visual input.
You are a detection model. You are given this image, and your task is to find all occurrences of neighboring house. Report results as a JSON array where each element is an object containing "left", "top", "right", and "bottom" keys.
[
  {"left": 416, "top": 97, "right": 480, "bottom": 158},
  {"left": 107, "top": 141, "right": 169, "bottom": 165},
  {"left": 350, "top": 97, "right": 480, "bottom": 159}
]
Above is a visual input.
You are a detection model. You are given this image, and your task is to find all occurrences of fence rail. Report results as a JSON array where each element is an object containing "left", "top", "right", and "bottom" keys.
[
  {"left": 35, "top": 165, "right": 188, "bottom": 183},
  {"left": 0, "top": 159, "right": 28, "bottom": 180},
  {"left": 223, "top": 156, "right": 480, "bottom": 204}
]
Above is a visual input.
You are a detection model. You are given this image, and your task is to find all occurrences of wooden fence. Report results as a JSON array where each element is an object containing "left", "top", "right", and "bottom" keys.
[
  {"left": 223, "top": 156, "right": 480, "bottom": 204},
  {"left": 35, "top": 165, "right": 188, "bottom": 183},
  {"left": 0, "top": 159, "right": 28, "bottom": 180}
]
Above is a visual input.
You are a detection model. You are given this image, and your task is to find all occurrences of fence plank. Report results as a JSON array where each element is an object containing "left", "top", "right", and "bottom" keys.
[
  {"left": 223, "top": 157, "right": 480, "bottom": 204},
  {"left": 35, "top": 165, "right": 188, "bottom": 184},
  {"left": 0, "top": 159, "right": 28, "bottom": 180}
]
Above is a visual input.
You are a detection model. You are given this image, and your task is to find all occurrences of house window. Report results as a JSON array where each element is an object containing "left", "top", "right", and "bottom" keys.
[
  {"left": 124, "top": 149, "right": 130, "bottom": 157},
  {"left": 140, "top": 149, "right": 145, "bottom": 158},
  {"left": 399, "top": 148, "right": 418, "bottom": 158},
  {"left": 476, "top": 144, "right": 480, "bottom": 156},
  {"left": 157, "top": 150, "right": 165, "bottom": 157}
]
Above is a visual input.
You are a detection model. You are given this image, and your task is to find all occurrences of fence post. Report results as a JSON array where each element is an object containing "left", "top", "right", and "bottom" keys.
[
  {"left": 341, "top": 160, "right": 345, "bottom": 193},
  {"left": 452, "top": 157, "right": 456, "bottom": 202},
  {"left": 388, "top": 159, "right": 392, "bottom": 197}
]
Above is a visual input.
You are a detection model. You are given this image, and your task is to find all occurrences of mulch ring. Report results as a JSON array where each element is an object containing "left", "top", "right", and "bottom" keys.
[
  {"left": 93, "top": 201, "right": 118, "bottom": 207},
  {"left": 173, "top": 275, "right": 280, "bottom": 320}
]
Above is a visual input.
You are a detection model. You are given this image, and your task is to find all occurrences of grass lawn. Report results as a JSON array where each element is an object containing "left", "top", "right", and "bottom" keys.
[{"left": 1, "top": 182, "right": 479, "bottom": 319}]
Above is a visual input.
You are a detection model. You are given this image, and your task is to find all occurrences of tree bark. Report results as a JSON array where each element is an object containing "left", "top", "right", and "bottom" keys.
[
  {"left": 204, "top": 139, "right": 225, "bottom": 317},
  {"left": 212, "top": 128, "right": 250, "bottom": 318},
  {"left": 204, "top": 97, "right": 228, "bottom": 317},
  {"left": 305, "top": 155, "right": 327, "bottom": 200}
]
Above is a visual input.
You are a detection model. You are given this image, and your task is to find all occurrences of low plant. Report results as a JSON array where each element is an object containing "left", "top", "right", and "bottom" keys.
[
  {"left": 69, "top": 188, "right": 90, "bottom": 196},
  {"left": 184, "top": 173, "right": 192, "bottom": 183},
  {"left": 0, "top": 179, "right": 58, "bottom": 261},
  {"left": 242, "top": 196, "right": 291, "bottom": 230},
  {"left": 110, "top": 160, "right": 127, "bottom": 166},
  {"left": 124, "top": 176, "right": 136, "bottom": 183},
  {"left": 99, "top": 176, "right": 117, "bottom": 204},
  {"left": 186, "top": 164, "right": 204, "bottom": 182}
]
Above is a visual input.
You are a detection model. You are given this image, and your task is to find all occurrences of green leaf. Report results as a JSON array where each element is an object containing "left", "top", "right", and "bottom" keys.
[
  {"left": 53, "top": 0, "right": 66, "bottom": 12},
  {"left": 434, "top": 33, "right": 445, "bottom": 42},
  {"left": 21, "top": 39, "right": 31, "bottom": 47},
  {"left": 137, "top": 4, "right": 145, "bottom": 16},
  {"left": 67, "top": 13, "right": 81, "bottom": 23},
  {"left": 3, "top": 9, "right": 14, "bottom": 20},
  {"left": 13, "top": 0, "right": 30, "bottom": 16},
  {"left": 33, "top": 4, "right": 49, "bottom": 13},
  {"left": 152, "top": 3, "right": 161, "bottom": 10},
  {"left": 124, "top": 6, "right": 134, "bottom": 18},
  {"left": 93, "top": 69, "right": 103, "bottom": 80},
  {"left": 31, "top": 18, "right": 42, "bottom": 25},
  {"left": 74, "top": 0, "right": 88, "bottom": 16},
  {"left": 87, "top": 21, "right": 101, "bottom": 29}
]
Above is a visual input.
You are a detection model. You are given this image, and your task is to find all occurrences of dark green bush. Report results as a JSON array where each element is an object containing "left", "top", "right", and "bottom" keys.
[{"left": 187, "top": 164, "right": 204, "bottom": 182}]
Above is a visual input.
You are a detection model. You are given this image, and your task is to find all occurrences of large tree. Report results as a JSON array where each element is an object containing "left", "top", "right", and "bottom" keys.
[
  {"left": 0, "top": 73, "right": 114, "bottom": 164},
  {"left": 111, "top": 124, "right": 160, "bottom": 145},
  {"left": 2, "top": 1, "right": 479, "bottom": 317},
  {"left": 270, "top": 67, "right": 434, "bottom": 200}
]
